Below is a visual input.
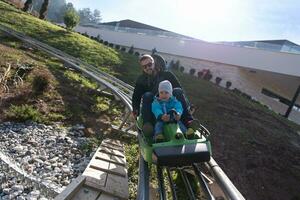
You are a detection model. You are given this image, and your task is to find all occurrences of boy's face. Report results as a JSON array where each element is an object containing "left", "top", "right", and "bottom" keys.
[{"left": 159, "top": 91, "right": 171, "bottom": 100}]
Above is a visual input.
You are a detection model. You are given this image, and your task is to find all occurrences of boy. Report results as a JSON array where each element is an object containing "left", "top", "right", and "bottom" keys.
[{"left": 151, "top": 80, "right": 195, "bottom": 142}]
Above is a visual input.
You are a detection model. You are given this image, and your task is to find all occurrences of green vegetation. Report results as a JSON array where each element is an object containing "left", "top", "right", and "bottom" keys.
[
  {"left": 64, "top": 70, "right": 97, "bottom": 89},
  {"left": 0, "top": 0, "right": 140, "bottom": 76},
  {"left": 6, "top": 104, "right": 44, "bottom": 123},
  {"left": 64, "top": 8, "right": 80, "bottom": 31},
  {"left": 32, "top": 73, "right": 50, "bottom": 94}
]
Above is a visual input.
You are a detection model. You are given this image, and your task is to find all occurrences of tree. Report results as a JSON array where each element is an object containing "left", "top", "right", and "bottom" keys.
[
  {"left": 128, "top": 45, "right": 134, "bottom": 54},
  {"left": 64, "top": 8, "right": 80, "bottom": 31},
  {"left": 78, "top": 8, "right": 93, "bottom": 24},
  {"left": 179, "top": 66, "right": 185, "bottom": 72},
  {"left": 65, "top": 2, "right": 75, "bottom": 11},
  {"left": 189, "top": 68, "right": 196, "bottom": 75},
  {"left": 215, "top": 77, "right": 222, "bottom": 85},
  {"left": 197, "top": 71, "right": 203, "bottom": 78},
  {"left": 226, "top": 81, "right": 232, "bottom": 89},
  {"left": 173, "top": 60, "right": 180, "bottom": 70},
  {"left": 23, "top": 0, "right": 33, "bottom": 12},
  {"left": 39, "top": 0, "right": 50, "bottom": 19},
  {"left": 92, "top": 9, "right": 102, "bottom": 24}
]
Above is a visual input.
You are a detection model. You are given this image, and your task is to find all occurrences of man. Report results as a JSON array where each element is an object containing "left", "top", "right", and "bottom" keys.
[{"left": 132, "top": 54, "right": 196, "bottom": 136}]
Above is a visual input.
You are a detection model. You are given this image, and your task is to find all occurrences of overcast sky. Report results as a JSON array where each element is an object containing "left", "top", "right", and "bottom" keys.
[{"left": 67, "top": 0, "right": 300, "bottom": 44}]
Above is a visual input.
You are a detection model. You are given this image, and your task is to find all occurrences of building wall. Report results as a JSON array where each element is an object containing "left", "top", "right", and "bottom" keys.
[
  {"left": 74, "top": 26, "right": 300, "bottom": 123},
  {"left": 75, "top": 25, "right": 300, "bottom": 77}
]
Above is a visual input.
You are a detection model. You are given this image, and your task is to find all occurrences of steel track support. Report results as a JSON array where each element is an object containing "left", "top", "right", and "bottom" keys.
[
  {"left": 192, "top": 164, "right": 215, "bottom": 200},
  {"left": 137, "top": 153, "right": 150, "bottom": 200},
  {"left": 166, "top": 167, "right": 177, "bottom": 200},
  {"left": 179, "top": 169, "right": 196, "bottom": 200},
  {"left": 157, "top": 165, "right": 166, "bottom": 200}
]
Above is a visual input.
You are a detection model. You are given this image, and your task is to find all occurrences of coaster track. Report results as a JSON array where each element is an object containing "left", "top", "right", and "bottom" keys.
[{"left": 0, "top": 25, "right": 245, "bottom": 200}]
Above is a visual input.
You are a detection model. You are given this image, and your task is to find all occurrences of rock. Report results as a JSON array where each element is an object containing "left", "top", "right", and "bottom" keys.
[
  {"left": 28, "top": 190, "right": 40, "bottom": 198},
  {"left": 17, "top": 196, "right": 26, "bottom": 200},
  {"left": 3, "top": 188, "right": 10, "bottom": 194},
  {"left": 83, "top": 128, "right": 94, "bottom": 137},
  {"left": 49, "top": 157, "right": 59, "bottom": 163},
  {"left": 62, "top": 167, "right": 71, "bottom": 174},
  {"left": 14, "top": 145, "right": 24, "bottom": 152},
  {"left": 12, "top": 184, "right": 24, "bottom": 192},
  {"left": 62, "top": 179, "right": 70, "bottom": 186}
]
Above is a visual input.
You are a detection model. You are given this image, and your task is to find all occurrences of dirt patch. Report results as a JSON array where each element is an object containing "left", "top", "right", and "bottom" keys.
[{"left": 187, "top": 82, "right": 300, "bottom": 200}]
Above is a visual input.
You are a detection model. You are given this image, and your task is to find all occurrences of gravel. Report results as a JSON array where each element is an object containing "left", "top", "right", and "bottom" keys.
[{"left": 0, "top": 122, "right": 95, "bottom": 200}]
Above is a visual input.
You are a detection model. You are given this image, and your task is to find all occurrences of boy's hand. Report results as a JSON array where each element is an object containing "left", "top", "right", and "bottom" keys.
[
  {"left": 161, "top": 114, "right": 170, "bottom": 122},
  {"left": 175, "top": 113, "right": 181, "bottom": 121}
]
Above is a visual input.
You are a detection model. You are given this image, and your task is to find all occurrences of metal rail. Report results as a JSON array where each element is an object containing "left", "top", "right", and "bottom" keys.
[{"left": 0, "top": 24, "right": 245, "bottom": 200}]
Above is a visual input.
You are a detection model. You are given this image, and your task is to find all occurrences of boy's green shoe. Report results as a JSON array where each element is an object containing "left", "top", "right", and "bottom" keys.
[
  {"left": 185, "top": 128, "right": 195, "bottom": 139},
  {"left": 155, "top": 133, "right": 165, "bottom": 143}
]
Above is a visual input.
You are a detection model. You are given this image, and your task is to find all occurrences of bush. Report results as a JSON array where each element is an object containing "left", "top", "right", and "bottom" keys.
[
  {"left": 173, "top": 60, "right": 180, "bottom": 70},
  {"left": 179, "top": 66, "right": 185, "bottom": 72},
  {"left": 115, "top": 45, "right": 120, "bottom": 50},
  {"left": 32, "top": 74, "right": 50, "bottom": 95},
  {"left": 64, "top": 9, "right": 80, "bottom": 31},
  {"left": 99, "top": 39, "right": 103, "bottom": 43},
  {"left": 103, "top": 41, "right": 108, "bottom": 45},
  {"left": 215, "top": 77, "right": 222, "bottom": 85},
  {"left": 109, "top": 43, "right": 114, "bottom": 48},
  {"left": 7, "top": 104, "right": 44, "bottom": 123},
  {"left": 189, "top": 68, "right": 196, "bottom": 75},
  {"left": 197, "top": 71, "right": 203, "bottom": 78},
  {"left": 169, "top": 60, "right": 174, "bottom": 69},
  {"left": 121, "top": 47, "right": 126, "bottom": 52},
  {"left": 128, "top": 46, "right": 134, "bottom": 54},
  {"left": 134, "top": 52, "right": 140, "bottom": 56},
  {"left": 203, "top": 70, "right": 212, "bottom": 81},
  {"left": 226, "top": 81, "right": 232, "bottom": 89}
]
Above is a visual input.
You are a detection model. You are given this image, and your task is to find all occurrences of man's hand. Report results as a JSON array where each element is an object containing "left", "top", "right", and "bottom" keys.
[
  {"left": 131, "top": 111, "right": 138, "bottom": 120},
  {"left": 174, "top": 113, "right": 181, "bottom": 121},
  {"left": 161, "top": 114, "right": 170, "bottom": 122}
]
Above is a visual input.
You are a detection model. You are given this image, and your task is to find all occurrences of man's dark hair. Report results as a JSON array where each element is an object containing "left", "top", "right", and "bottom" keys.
[{"left": 152, "top": 54, "right": 166, "bottom": 71}]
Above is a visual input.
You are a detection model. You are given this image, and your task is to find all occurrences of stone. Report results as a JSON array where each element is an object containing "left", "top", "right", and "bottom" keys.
[
  {"left": 12, "top": 184, "right": 24, "bottom": 192},
  {"left": 14, "top": 145, "right": 24, "bottom": 152},
  {"left": 3, "top": 188, "right": 10, "bottom": 194}
]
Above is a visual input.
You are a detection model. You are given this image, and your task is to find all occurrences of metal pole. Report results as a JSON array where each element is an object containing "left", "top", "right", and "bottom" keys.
[
  {"left": 119, "top": 110, "right": 131, "bottom": 130},
  {"left": 136, "top": 153, "right": 149, "bottom": 200},
  {"left": 192, "top": 164, "right": 215, "bottom": 200},
  {"left": 166, "top": 168, "right": 177, "bottom": 200},
  {"left": 284, "top": 85, "right": 300, "bottom": 118},
  {"left": 207, "top": 157, "right": 245, "bottom": 200},
  {"left": 157, "top": 165, "right": 166, "bottom": 200},
  {"left": 179, "top": 169, "right": 196, "bottom": 200}
]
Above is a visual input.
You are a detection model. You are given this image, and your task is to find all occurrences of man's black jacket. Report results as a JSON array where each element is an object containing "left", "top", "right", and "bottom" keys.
[{"left": 132, "top": 71, "right": 182, "bottom": 115}]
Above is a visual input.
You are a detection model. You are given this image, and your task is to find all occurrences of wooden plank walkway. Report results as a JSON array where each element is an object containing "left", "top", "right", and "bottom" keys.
[{"left": 55, "top": 139, "right": 129, "bottom": 200}]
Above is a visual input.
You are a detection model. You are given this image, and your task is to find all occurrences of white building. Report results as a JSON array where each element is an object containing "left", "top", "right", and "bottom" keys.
[{"left": 74, "top": 20, "right": 300, "bottom": 124}]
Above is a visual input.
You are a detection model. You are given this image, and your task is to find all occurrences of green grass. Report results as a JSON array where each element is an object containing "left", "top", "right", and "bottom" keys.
[
  {"left": 64, "top": 70, "right": 98, "bottom": 89},
  {"left": 6, "top": 104, "right": 45, "bottom": 123},
  {"left": 0, "top": 0, "right": 140, "bottom": 78}
]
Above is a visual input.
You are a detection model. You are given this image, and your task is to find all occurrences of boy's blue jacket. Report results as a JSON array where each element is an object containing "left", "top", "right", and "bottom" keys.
[{"left": 151, "top": 96, "right": 183, "bottom": 119}]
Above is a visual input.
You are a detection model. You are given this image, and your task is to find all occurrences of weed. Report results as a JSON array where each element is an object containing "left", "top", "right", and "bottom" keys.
[
  {"left": 6, "top": 104, "right": 44, "bottom": 123},
  {"left": 32, "top": 73, "right": 50, "bottom": 94},
  {"left": 64, "top": 70, "right": 97, "bottom": 89}
]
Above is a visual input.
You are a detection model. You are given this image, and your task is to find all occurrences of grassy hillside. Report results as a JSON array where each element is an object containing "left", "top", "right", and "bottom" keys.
[
  {"left": 0, "top": 0, "right": 140, "bottom": 83},
  {"left": 1, "top": 1, "right": 300, "bottom": 200}
]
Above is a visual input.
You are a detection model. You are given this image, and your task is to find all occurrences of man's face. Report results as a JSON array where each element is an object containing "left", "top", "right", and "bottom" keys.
[{"left": 140, "top": 58, "right": 154, "bottom": 75}]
